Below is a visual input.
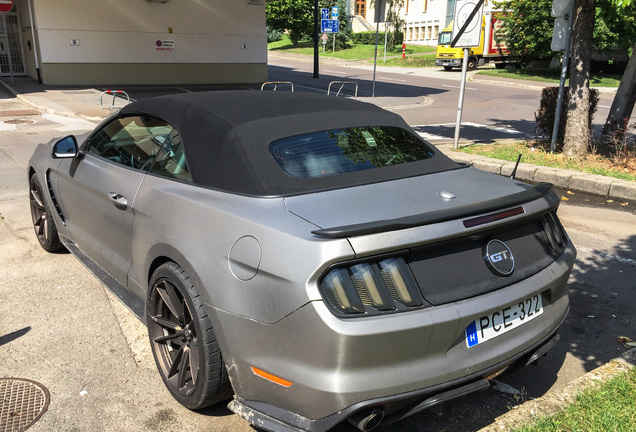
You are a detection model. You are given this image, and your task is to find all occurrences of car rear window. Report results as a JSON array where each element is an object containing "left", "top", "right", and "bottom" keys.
[{"left": 269, "top": 126, "right": 435, "bottom": 179}]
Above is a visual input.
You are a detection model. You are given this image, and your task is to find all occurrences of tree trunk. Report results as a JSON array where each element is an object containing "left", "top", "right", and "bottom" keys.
[
  {"left": 601, "top": 43, "right": 636, "bottom": 144},
  {"left": 562, "top": 0, "right": 596, "bottom": 161}
]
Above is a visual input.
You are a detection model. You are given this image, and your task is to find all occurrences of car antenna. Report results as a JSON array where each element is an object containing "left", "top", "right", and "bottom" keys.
[{"left": 510, "top": 154, "right": 522, "bottom": 179}]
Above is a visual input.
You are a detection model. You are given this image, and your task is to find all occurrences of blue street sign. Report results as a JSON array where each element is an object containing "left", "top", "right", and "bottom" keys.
[
  {"left": 331, "top": 6, "right": 339, "bottom": 19},
  {"left": 321, "top": 19, "right": 339, "bottom": 33},
  {"left": 321, "top": 8, "right": 329, "bottom": 20}
]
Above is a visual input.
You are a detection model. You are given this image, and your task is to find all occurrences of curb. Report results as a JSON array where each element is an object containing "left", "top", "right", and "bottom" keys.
[
  {"left": 438, "top": 146, "right": 636, "bottom": 202},
  {"left": 478, "top": 348, "right": 636, "bottom": 432},
  {"left": 0, "top": 79, "right": 105, "bottom": 123}
]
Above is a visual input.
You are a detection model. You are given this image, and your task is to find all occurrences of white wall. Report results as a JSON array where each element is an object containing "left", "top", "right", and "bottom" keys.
[{"left": 32, "top": 0, "right": 267, "bottom": 64}]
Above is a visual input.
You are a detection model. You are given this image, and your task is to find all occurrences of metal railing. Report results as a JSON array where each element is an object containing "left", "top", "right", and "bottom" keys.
[
  {"left": 100, "top": 90, "right": 131, "bottom": 110},
  {"left": 260, "top": 81, "right": 294, "bottom": 92},
  {"left": 327, "top": 81, "right": 358, "bottom": 99}
]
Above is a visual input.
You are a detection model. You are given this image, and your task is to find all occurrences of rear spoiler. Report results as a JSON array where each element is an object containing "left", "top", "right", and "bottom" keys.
[{"left": 311, "top": 182, "right": 555, "bottom": 239}]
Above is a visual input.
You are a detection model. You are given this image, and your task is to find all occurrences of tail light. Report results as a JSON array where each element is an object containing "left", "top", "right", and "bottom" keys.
[
  {"left": 320, "top": 257, "right": 425, "bottom": 317},
  {"left": 541, "top": 211, "right": 568, "bottom": 256}
]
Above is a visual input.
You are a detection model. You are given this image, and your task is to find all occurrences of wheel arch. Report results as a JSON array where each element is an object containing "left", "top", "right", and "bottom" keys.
[{"left": 144, "top": 244, "right": 207, "bottom": 306}]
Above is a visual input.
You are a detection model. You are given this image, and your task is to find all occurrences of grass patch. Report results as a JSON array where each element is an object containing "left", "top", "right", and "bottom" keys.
[
  {"left": 460, "top": 141, "right": 636, "bottom": 182},
  {"left": 514, "top": 368, "right": 636, "bottom": 432},
  {"left": 268, "top": 34, "right": 434, "bottom": 60},
  {"left": 476, "top": 69, "right": 623, "bottom": 87},
  {"left": 378, "top": 54, "right": 437, "bottom": 67}
]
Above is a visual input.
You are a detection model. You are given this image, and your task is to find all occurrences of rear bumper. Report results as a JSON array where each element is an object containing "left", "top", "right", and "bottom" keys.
[
  {"left": 218, "top": 242, "right": 575, "bottom": 431},
  {"left": 228, "top": 328, "right": 564, "bottom": 432}
]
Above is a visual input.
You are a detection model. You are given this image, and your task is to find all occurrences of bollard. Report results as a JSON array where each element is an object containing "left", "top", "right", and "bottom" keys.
[{"left": 402, "top": 43, "right": 406, "bottom": 59}]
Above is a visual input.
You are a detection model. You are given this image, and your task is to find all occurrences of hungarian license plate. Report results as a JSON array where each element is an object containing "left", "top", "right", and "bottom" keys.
[{"left": 465, "top": 294, "right": 543, "bottom": 348}]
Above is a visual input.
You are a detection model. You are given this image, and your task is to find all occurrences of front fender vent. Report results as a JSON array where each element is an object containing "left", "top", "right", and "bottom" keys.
[{"left": 45, "top": 170, "right": 66, "bottom": 226}]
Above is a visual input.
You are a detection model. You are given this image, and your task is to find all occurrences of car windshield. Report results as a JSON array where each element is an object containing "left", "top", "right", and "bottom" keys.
[
  {"left": 438, "top": 31, "right": 452, "bottom": 45},
  {"left": 269, "top": 126, "right": 435, "bottom": 179}
]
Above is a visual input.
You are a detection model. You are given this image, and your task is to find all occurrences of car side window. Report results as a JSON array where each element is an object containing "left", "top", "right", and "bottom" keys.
[
  {"left": 86, "top": 115, "right": 174, "bottom": 171},
  {"left": 148, "top": 130, "right": 193, "bottom": 182}
]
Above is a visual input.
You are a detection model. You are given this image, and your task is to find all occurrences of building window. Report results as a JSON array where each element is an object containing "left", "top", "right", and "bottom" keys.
[
  {"left": 433, "top": 25, "right": 439, "bottom": 40},
  {"left": 355, "top": 0, "right": 366, "bottom": 18}
]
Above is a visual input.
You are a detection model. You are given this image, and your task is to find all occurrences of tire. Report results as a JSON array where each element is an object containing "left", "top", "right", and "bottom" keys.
[
  {"left": 467, "top": 58, "right": 477, "bottom": 71},
  {"left": 29, "top": 173, "right": 63, "bottom": 252},
  {"left": 147, "top": 262, "right": 232, "bottom": 409},
  {"left": 443, "top": 66, "right": 453, "bottom": 71}
]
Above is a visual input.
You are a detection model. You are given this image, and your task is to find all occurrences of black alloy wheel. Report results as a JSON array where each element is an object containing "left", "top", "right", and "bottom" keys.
[
  {"left": 147, "top": 262, "right": 232, "bottom": 409},
  {"left": 29, "top": 173, "right": 62, "bottom": 252}
]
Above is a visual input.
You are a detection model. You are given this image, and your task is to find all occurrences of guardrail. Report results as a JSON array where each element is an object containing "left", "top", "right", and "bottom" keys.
[
  {"left": 260, "top": 81, "right": 294, "bottom": 92},
  {"left": 100, "top": 90, "right": 131, "bottom": 110},
  {"left": 327, "top": 81, "right": 358, "bottom": 99}
]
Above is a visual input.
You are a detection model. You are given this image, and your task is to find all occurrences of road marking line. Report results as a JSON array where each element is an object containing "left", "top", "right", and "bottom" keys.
[
  {"left": 462, "top": 122, "right": 524, "bottom": 134},
  {"left": 382, "top": 77, "right": 407, "bottom": 82},
  {"left": 442, "top": 84, "right": 477, "bottom": 91},
  {"left": 416, "top": 131, "right": 449, "bottom": 141},
  {"left": 412, "top": 122, "right": 524, "bottom": 136}
]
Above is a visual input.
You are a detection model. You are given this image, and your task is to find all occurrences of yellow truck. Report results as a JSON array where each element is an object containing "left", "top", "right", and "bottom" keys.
[{"left": 436, "top": 14, "right": 511, "bottom": 71}]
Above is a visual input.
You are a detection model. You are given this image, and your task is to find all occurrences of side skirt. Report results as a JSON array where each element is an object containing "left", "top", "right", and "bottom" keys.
[{"left": 64, "top": 242, "right": 145, "bottom": 322}]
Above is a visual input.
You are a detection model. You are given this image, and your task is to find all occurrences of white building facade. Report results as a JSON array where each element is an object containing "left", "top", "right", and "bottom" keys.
[
  {"left": 1, "top": 0, "right": 269, "bottom": 85},
  {"left": 347, "top": 0, "right": 499, "bottom": 47}
]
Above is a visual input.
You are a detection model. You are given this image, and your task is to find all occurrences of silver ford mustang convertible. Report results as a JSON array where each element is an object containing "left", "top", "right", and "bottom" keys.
[{"left": 28, "top": 91, "right": 576, "bottom": 432}]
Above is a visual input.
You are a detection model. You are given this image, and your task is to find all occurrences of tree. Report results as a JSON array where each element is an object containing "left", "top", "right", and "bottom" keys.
[
  {"left": 495, "top": 0, "right": 554, "bottom": 64},
  {"left": 602, "top": 0, "right": 636, "bottom": 144},
  {"left": 495, "top": 0, "right": 635, "bottom": 63},
  {"left": 385, "top": 0, "right": 405, "bottom": 49},
  {"left": 266, "top": 0, "right": 314, "bottom": 48},
  {"left": 371, "top": 0, "right": 405, "bottom": 50},
  {"left": 563, "top": 0, "right": 597, "bottom": 160},
  {"left": 496, "top": 0, "right": 635, "bottom": 159}
]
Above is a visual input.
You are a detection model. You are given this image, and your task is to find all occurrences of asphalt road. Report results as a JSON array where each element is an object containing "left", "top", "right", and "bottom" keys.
[
  {"left": 266, "top": 54, "right": 633, "bottom": 142},
  {"left": 1, "top": 87, "right": 635, "bottom": 432}
]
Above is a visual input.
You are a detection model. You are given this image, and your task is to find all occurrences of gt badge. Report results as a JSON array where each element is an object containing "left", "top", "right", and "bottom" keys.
[{"left": 483, "top": 240, "right": 515, "bottom": 277}]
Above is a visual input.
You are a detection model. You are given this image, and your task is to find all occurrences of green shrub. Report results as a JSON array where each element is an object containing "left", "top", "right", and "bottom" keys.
[
  {"left": 267, "top": 26, "right": 283, "bottom": 43},
  {"left": 351, "top": 31, "right": 386, "bottom": 45},
  {"left": 535, "top": 86, "right": 599, "bottom": 150}
]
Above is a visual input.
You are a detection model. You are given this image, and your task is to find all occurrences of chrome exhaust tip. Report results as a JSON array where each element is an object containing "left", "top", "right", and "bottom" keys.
[{"left": 347, "top": 408, "right": 385, "bottom": 431}]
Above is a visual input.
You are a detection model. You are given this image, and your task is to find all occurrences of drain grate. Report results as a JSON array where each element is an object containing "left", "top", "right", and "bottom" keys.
[{"left": 0, "top": 378, "right": 50, "bottom": 432}]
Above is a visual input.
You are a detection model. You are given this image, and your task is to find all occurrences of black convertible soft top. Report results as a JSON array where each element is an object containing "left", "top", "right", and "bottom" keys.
[{"left": 120, "top": 91, "right": 461, "bottom": 196}]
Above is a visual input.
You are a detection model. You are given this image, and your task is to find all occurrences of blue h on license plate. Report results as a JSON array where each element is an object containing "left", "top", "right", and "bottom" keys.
[{"left": 466, "top": 294, "right": 543, "bottom": 348}]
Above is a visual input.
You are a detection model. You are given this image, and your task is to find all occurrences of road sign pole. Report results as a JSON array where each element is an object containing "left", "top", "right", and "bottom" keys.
[
  {"left": 383, "top": 29, "right": 387, "bottom": 63},
  {"left": 453, "top": 48, "right": 470, "bottom": 150},
  {"left": 372, "top": 21, "right": 379, "bottom": 97},
  {"left": 550, "top": 0, "right": 575, "bottom": 152}
]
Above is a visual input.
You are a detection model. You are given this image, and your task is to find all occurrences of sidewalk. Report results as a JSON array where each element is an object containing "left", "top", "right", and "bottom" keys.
[{"left": 1, "top": 74, "right": 634, "bottom": 201}]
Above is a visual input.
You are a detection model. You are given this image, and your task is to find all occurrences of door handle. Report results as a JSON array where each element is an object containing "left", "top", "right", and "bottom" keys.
[{"left": 108, "top": 192, "right": 128, "bottom": 208}]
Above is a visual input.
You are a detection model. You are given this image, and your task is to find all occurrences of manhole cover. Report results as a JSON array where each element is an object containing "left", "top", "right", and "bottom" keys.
[
  {"left": 4, "top": 119, "right": 33, "bottom": 125},
  {"left": 0, "top": 378, "right": 50, "bottom": 432}
]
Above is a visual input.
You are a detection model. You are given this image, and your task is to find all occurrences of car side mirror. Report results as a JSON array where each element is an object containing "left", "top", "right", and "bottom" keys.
[{"left": 51, "top": 135, "right": 79, "bottom": 159}]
